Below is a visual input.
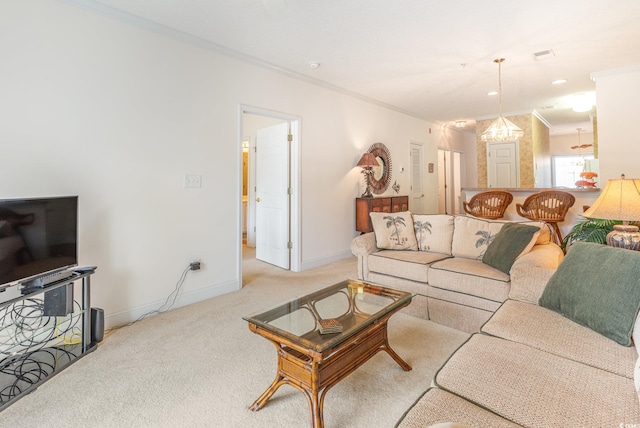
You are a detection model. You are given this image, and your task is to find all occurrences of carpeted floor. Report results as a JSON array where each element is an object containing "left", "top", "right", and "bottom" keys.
[{"left": 0, "top": 249, "right": 468, "bottom": 427}]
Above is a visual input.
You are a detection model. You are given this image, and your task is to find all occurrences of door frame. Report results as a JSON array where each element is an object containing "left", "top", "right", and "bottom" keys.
[{"left": 239, "top": 105, "right": 301, "bottom": 280}]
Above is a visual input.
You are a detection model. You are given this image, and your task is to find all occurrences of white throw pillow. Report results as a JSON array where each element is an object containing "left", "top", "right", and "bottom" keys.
[
  {"left": 489, "top": 219, "right": 552, "bottom": 245},
  {"left": 452, "top": 216, "right": 545, "bottom": 260},
  {"left": 370, "top": 211, "right": 418, "bottom": 250},
  {"left": 515, "top": 220, "right": 551, "bottom": 245},
  {"left": 452, "top": 216, "right": 505, "bottom": 259},
  {"left": 412, "top": 214, "right": 454, "bottom": 255}
]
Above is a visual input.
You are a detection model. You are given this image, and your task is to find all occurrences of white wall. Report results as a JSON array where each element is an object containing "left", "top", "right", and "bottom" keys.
[
  {"left": 592, "top": 66, "right": 640, "bottom": 183},
  {"left": 0, "top": 0, "right": 436, "bottom": 326}
]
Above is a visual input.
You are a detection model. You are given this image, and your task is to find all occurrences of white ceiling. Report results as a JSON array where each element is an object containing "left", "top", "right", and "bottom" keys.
[{"left": 81, "top": 0, "right": 640, "bottom": 135}]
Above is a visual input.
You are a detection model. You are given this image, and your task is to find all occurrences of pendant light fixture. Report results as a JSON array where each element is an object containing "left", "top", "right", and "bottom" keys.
[{"left": 481, "top": 58, "right": 524, "bottom": 142}]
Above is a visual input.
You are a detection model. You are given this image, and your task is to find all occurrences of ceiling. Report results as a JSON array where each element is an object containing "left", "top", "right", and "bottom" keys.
[{"left": 83, "top": 0, "right": 640, "bottom": 135}]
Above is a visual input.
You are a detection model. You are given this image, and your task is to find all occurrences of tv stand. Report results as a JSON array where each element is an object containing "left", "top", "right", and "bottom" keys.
[{"left": 0, "top": 268, "right": 98, "bottom": 411}]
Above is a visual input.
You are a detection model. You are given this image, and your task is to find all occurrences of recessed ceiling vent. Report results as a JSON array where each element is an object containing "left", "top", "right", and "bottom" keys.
[{"left": 533, "top": 49, "right": 555, "bottom": 61}]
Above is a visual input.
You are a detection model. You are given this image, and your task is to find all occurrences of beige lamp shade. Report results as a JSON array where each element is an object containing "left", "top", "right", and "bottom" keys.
[
  {"left": 583, "top": 175, "right": 640, "bottom": 251},
  {"left": 583, "top": 176, "right": 640, "bottom": 222},
  {"left": 357, "top": 152, "right": 380, "bottom": 168}
]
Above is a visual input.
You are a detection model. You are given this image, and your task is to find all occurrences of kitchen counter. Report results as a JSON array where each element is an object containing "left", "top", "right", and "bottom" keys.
[{"left": 461, "top": 187, "right": 602, "bottom": 241}]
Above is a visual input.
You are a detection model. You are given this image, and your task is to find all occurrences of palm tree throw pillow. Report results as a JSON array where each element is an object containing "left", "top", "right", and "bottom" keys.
[
  {"left": 369, "top": 211, "right": 418, "bottom": 250},
  {"left": 412, "top": 214, "right": 454, "bottom": 255},
  {"left": 451, "top": 216, "right": 506, "bottom": 259}
]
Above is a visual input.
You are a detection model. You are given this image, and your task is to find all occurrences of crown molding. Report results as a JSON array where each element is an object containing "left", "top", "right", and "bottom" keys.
[
  {"left": 474, "top": 109, "right": 537, "bottom": 122},
  {"left": 60, "top": 0, "right": 427, "bottom": 122},
  {"left": 590, "top": 65, "right": 640, "bottom": 81},
  {"left": 531, "top": 110, "right": 552, "bottom": 129}
]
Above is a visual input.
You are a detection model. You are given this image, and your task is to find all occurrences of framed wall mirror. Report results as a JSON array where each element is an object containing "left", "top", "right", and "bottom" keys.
[{"left": 368, "top": 142, "right": 392, "bottom": 194}]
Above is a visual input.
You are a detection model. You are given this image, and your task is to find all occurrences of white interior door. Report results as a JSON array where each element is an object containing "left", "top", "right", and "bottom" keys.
[
  {"left": 487, "top": 141, "right": 519, "bottom": 188},
  {"left": 410, "top": 142, "right": 425, "bottom": 213},
  {"left": 255, "top": 122, "right": 290, "bottom": 269}
]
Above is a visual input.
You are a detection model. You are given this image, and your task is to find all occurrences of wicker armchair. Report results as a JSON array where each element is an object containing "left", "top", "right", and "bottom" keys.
[
  {"left": 463, "top": 190, "right": 514, "bottom": 220},
  {"left": 516, "top": 190, "right": 576, "bottom": 245}
]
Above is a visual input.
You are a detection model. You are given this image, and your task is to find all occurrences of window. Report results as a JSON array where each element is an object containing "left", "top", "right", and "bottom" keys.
[{"left": 552, "top": 155, "right": 594, "bottom": 188}]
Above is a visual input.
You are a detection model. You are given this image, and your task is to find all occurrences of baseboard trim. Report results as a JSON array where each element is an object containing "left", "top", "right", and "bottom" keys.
[
  {"left": 299, "top": 249, "right": 354, "bottom": 271},
  {"left": 104, "top": 279, "right": 239, "bottom": 329}
]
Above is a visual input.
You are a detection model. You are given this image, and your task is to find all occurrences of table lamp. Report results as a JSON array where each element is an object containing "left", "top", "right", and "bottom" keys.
[
  {"left": 583, "top": 174, "right": 640, "bottom": 251},
  {"left": 357, "top": 153, "right": 380, "bottom": 198}
]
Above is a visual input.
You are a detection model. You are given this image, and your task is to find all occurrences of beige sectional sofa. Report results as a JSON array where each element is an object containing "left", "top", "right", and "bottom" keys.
[
  {"left": 350, "top": 213, "right": 564, "bottom": 332},
  {"left": 397, "top": 241, "right": 640, "bottom": 427}
]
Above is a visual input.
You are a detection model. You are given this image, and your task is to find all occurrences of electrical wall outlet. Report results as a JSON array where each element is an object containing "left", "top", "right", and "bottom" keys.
[
  {"left": 184, "top": 174, "right": 202, "bottom": 188},
  {"left": 189, "top": 261, "right": 201, "bottom": 271}
]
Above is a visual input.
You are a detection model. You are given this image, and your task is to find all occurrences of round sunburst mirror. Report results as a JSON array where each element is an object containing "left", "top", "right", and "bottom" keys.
[{"left": 367, "top": 142, "right": 392, "bottom": 194}]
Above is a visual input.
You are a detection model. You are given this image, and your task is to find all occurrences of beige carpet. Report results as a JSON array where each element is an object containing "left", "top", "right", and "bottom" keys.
[{"left": 0, "top": 250, "right": 468, "bottom": 427}]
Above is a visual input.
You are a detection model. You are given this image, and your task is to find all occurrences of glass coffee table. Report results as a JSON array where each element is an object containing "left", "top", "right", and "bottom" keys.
[{"left": 243, "top": 279, "right": 414, "bottom": 428}]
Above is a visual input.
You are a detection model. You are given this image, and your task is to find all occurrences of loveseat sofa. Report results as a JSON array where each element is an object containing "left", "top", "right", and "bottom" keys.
[
  {"left": 350, "top": 212, "right": 564, "bottom": 332},
  {"left": 397, "top": 241, "right": 640, "bottom": 427}
]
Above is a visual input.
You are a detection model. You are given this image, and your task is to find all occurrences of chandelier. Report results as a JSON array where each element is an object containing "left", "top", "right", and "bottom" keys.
[{"left": 481, "top": 58, "right": 524, "bottom": 142}]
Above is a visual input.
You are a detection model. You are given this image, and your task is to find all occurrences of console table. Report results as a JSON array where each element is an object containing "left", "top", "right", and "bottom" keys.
[
  {"left": 0, "top": 268, "right": 98, "bottom": 411},
  {"left": 355, "top": 195, "right": 408, "bottom": 233}
]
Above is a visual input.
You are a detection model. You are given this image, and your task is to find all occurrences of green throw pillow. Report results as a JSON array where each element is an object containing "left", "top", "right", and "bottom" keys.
[
  {"left": 539, "top": 242, "right": 640, "bottom": 346},
  {"left": 482, "top": 223, "right": 540, "bottom": 274}
]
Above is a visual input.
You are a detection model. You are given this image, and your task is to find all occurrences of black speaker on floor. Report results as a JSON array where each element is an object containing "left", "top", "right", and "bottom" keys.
[
  {"left": 91, "top": 307, "right": 104, "bottom": 343},
  {"left": 44, "top": 283, "right": 74, "bottom": 316}
]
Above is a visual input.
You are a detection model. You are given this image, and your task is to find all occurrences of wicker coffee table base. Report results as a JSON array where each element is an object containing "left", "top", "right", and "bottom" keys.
[{"left": 248, "top": 301, "right": 412, "bottom": 428}]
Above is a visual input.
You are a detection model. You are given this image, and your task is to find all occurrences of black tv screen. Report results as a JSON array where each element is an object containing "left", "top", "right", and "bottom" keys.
[{"left": 0, "top": 196, "right": 78, "bottom": 289}]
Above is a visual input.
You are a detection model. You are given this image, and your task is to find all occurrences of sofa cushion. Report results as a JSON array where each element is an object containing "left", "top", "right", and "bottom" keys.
[
  {"left": 482, "top": 223, "right": 540, "bottom": 274},
  {"left": 451, "top": 216, "right": 506, "bottom": 259},
  {"left": 412, "top": 214, "right": 454, "bottom": 255},
  {"left": 539, "top": 242, "right": 640, "bottom": 346},
  {"left": 368, "top": 250, "right": 450, "bottom": 283},
  {"left": 508, "top": 244, "right": 565, "bottom": 304},
  {"left": 435, "top": 334, "right": 640, "bottom": 427},
  {"left": 429, "top": 258, "right": 510, "bottom": 302},
  {"left": 370, "top": 211, "right": 418, "bottom": 250},
  {"left": 634, "top": 315, "right": 640, "bottom": 403},
  {"left": 482, "top": 300, "right": 638, "bottom": 378},
  {"left": 397, "top": 388, "right": 520, "bottom": 428}
]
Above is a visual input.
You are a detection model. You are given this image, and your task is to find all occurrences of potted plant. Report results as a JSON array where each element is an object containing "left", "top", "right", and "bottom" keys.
[{"left": 561, "top": 217, "right": 620, "bottom": 252}]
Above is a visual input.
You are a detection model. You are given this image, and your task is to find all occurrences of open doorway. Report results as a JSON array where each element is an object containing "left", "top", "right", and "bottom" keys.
[
  {"left": 239, "top": 107, "right": 301, "bottom": 285},
  {"left": 437, "top": 149, "right": 463, "bottom": 214}
]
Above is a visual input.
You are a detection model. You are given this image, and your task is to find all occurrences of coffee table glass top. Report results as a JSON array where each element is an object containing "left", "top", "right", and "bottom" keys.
[{"left": 243, "top": 279, "right": 413, "bottom": 353}]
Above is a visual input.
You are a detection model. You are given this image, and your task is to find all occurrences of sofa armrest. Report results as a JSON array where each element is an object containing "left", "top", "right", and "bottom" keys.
[
  {"left": 509, "top": 243, "right": 564, "bottom": 304},
  {"left": 350, "top": 232, "right": 378, "bottom": 257}
]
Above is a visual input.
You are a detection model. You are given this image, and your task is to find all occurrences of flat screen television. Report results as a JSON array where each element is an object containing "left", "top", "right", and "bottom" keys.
[{"left": 0, "top": 196, "right": 78, "bottom": 290}]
